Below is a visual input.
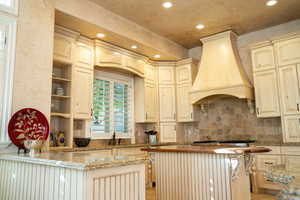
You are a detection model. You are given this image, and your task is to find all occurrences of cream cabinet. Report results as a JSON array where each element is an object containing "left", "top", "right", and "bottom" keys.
[
  {"left": 158, "top": 66, "right": 175, "bottom": 85},
  {"left": 175, "top": 60, "right": 199, "bottom": 122},
  {"left": 275, "top": 36, "right": 300, "bottom": 66},
  {"left": 278, "top": 65, "right": 300, "bottom": 115},
  {"left": 53, "top": 31, "right": 77, "bottom": 64},
  {"left": 94, "top": 42, "right": 123, "bottom": 68},
  {"left": 75, "top": 37, "right": 93, "bottom": 70},
  {"left": 134, "top": 77, "right": 158, "bottom": 123},
  {"left": 159, "top": 85, "right": 176, "bottom": 122},
  {"left": 253, "top": 70, "right": 280, "bottom": 117},
  {"left": 159, "top": 122, "right": 176, "bottom": 142},
  {"left": 73, "top": 67, "right": 93, "bottom": 119},
  {"left": 144, "top": 63, "right": 156, "bottom": 84},
  {"left": 251, "top": 45, "right": 275, "bottom": 72},
  {"left": 283, "top": 115, "right": 300, "bottom": 142}
]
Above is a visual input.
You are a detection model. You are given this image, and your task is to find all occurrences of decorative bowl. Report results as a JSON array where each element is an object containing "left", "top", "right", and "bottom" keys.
[{"left": 74, "top": 138, "right": 91, "bottom": 147}]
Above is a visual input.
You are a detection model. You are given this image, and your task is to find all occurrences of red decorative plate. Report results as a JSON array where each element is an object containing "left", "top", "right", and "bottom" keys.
[{"left": 8, "top": 108, "right": 49, "bottom": 149}]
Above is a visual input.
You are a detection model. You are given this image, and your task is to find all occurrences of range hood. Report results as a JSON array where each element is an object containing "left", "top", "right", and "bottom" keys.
[{"left": 190, "top": 31, "right": 253, "bottom": 104}]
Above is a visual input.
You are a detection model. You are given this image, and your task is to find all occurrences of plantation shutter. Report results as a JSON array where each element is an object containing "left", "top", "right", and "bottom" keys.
[
  {"left": 113, "top": 81, "right": 130, "bottom": 134},
  {"left": 92, "top": 79, "right": 111, "bottom": 134}
]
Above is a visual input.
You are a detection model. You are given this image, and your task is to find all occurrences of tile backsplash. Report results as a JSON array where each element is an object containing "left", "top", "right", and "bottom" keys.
[{"left": 177, "top": 97, "right": 282, "bottom": 145}]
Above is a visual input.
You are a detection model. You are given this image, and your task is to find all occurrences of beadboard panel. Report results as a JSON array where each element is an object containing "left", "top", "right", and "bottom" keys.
[
  {"left": 0, "top": 160, "right": 145, "bottom": 200},
  {"left": 154, "top": 152, "right": 250, "bottom": 200}
]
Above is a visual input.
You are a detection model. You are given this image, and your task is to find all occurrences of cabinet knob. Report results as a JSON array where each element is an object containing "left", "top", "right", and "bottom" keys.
[
  {"left": 256, "top": 108, "right": 260, "bottom": 115},
  {"left": 297, "top": 103, "right": 299, "bottom": 112},
  {"left": 191, "top": 113, "right": 193, "bottom": 119}
]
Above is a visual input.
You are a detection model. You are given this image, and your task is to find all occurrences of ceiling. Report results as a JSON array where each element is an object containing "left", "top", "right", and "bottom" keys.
[{"left": 89, "top": 0, "right": 300, "bottom": 48}]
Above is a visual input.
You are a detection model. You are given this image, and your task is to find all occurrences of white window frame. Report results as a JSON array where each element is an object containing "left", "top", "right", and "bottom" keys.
[
  {"left": 0, "top": 14, "right": 16, "bottom": 146},
  {"left": 0, "top": 0, "right": 18, "bottom": 16},
  {"left": 91, "top": 70, "right": 135, "bottom": 139}
]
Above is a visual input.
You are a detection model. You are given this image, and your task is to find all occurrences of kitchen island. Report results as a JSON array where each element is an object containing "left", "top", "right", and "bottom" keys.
[
  {"left": 142, "top": 145, "right": 270, "bottom": 200},
  {"left": 0, "top": 150, "right": 147, "bottom": 200}
]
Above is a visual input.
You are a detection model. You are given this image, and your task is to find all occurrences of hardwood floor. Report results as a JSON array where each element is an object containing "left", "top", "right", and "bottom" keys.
[{"left": 146, "top": 188, "right": 276, "bottom": 200}]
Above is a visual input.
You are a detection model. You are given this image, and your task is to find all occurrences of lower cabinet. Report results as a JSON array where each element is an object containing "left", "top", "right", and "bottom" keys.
[
  {"left": 73, "top": 67, "right": 93, "bottom": 119},
  {"left": 283, "top": 115, "right": 300, "bottom": 142},
  {"left": 159, "top": 122, "right": 176, "bottom": 142}
]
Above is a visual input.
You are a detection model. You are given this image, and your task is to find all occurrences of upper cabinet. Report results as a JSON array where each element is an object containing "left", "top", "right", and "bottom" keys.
[
  {"left": 158, "top": 66, "right": 175, "bottom": 85},
  {"left": 253, "top": 70, "right": 280, "bottom": 117},
  {"left": 144, "top": 63, "right": 157, "bottom": 84},
  {"left": 278, "top": 64, "right": 300, "bottom": 115},
  {"left": 94, "top": 40, "right": 145, "bottom": 77},
  {"left": 251, "top": 43, "right": 281, "bottom": 118},
  {"left": 251, "top": 45, "right": 275, "bottom": 72},
  {"left": 274, "top": 36, "right": 300, "bottom": 66},
  {"left": 159, "top": 84, "right": 176, "bottom": 122},
  {"left": 75, "top": 37, "right": 94, "bottom": 70},
  {"left": 53, "top": 27, "right": 79, "bottom": 64},
  {"left": 94, "top": 44, "right": 123, "bottom": 68},
  {"left": 175, "top": 59, "right": 200, "bottom": 122}
]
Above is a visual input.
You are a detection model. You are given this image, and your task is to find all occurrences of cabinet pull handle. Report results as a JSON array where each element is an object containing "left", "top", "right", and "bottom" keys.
[
  {"left": 191, "top": 113, "right": 193, "bottom": 119},
  {"left": 146, "top": 113, "right": 148, "bottom": 120},
  {"left": 264, "top": 162, "right": 273, "bottom": 165},
  {"left": 256, "top": 108, "right": 260, "bottom": 115},
  {"left": 174, "top": 125, "right": 176, "bottom": 131},
  {"left": 297, "top": 104, "right": 299, "bottom": 112}
]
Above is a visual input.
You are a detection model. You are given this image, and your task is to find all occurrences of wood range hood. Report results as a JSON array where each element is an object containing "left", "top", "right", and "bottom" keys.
[{"left": 190, "top": 30, "right": 253, "bottom": 105}]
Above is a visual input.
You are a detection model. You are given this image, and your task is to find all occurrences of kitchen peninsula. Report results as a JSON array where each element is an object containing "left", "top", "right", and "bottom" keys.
[
  {"left": 142, "top": 145, "right": 270, "bottom": 200},
  {"left": 0, "top": 150, "right": 147, "bottom": 200}
]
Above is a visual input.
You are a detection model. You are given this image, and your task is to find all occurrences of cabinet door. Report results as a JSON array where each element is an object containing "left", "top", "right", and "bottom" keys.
[
  {"left": 160, "top": 123, "right": 176, "bottom": 142},
  {"left": 74, "top": 68, "right": 93, "bottom": 119},
  {"left": 53, "top": 33, "right": 74, "bottom": 64},
  {"left": 144, "top": 64, "right": 156, "bottom": 84},
  {"left": 253, "top": 70, "right": 280, "bottom": 117},
  {"left": 275, "top": 37, "right": 300, "bottom": 66},
  {"left": 159, "top": 85, "right": 176, "bottom": 122},
  {"left": 177, "top": 83, "right": 193, "bottom": 122},
  {"left": 283, "top": 115, "right": 300, "bottom": 142},
  {"left": 176, "top": 64, "right": 191, "bottom": 84},
  {"left": 285, "top": 155, "right": 300, "bottom": 175},
  {"left": 279, "top": 65, "right": 300, "bottom": 115},
  {"left": 145, "top": 83, "right": 158, "bottom": 122},
  {"left": 251, "top": 46, "right": 275, "bottom": 72},
  {"left": 158, "top": 67, "right": 175, "bottom": 84},
  {"left": 94, "top": 46, "right": 122, "bottom": 68},
  {"left": 256, "top": 155, "right": 282, "bottom": 172},
  {"left": 75, "top": 42, "right": 93, "bottom": 69}
]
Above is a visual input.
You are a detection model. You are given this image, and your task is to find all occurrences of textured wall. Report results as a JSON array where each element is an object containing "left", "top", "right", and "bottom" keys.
[{"left": 177, "top": 98, "right": 282, "bottom": 145}]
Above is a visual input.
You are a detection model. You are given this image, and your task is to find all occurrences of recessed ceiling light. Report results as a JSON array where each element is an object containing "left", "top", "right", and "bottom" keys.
[
  {"left": 154, "top": 54, "right": 161, "bottom": 58},
  {"left": 131, "top": 45, "right": 138, "bottom": 49},
  {"left": 196, "top": 24, "right": 205, "bottom": 30},
  {"left": 266, "top": 0, "right": 277, "bottom": 6},
  {"left": 96, "top": 33, "right": 106, "bottom": 38},
  {"left": 113, "top": 52, "right": 120, "bottom": 55},
  {"left": 162, "top": 2, "right": 173, "bottom": 8}
]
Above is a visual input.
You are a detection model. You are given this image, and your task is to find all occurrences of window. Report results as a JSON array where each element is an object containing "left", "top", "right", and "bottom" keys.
[
  {"left": 0, "top": 0, "right": 18, "bottom": 15},
  {"left": 91, "top": 71, "right": 134, "bottom": 139},
  {"left": 0, "top": 14, "right": 16, "bottom": 146}
]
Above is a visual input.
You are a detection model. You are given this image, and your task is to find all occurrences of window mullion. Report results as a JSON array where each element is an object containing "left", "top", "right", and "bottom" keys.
[{"left": 110, "top": 80, "right": 114, "bottom": 135}]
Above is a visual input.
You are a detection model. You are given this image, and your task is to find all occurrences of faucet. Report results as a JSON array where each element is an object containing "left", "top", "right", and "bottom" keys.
[{"left": 108, "top": 132, "right": 117, "bottom": 146}]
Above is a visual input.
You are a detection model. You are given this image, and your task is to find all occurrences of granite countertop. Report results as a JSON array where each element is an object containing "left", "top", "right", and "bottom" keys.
[
  {"left": 0, "top": 150, "right": 147, "bottom": 171},
  {"left": 62, "top": 142, "right": 177, "bottom": 152},
  {"left": 142, "top": 145, "right": 271, "bottom": 154}
]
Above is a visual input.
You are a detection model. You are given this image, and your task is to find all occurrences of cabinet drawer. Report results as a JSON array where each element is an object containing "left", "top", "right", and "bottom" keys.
[
  {"left": 256, "top": 155, "right": 282, "bottom": 171},
  {"left": 256, "top": 172, "right": 281, "bottom": 190}
]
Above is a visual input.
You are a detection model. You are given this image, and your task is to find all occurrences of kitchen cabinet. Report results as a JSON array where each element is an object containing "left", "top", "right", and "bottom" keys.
[
  {"left": 278, "top": 65, "right": 300, "bottom": 115},
  {"left": 253, "top": 70, "right": 280, "bottom": 117},
  {"left": 159, "top": 85, "right": 176, "bottom": 122},
  {"left": 283, "top": 115, "right": 300, "bottom": 142},
  {"left": 251, "top": 45, "right": 275, "bottom": 72},
  {"left": 124, "top": 55, "right": 145, "bottom": 77},
  {"left": 158, "top": 66, "right": 175, "bottom": 85},
  {"left": 176, "top": 59, "right": 200, "bottom": 122},
  {"left": 159, "top": 122, "right": 176, "bottom": 142},
  {"left": 274, "top": 36, "right": 300, "bottom": 66},
  {"left": 53, "top": 27, "right": 78, "bottom": 64},
  {"left": 134, "top": 77, "right": 158, "bottom": 123},
  {"left": 144, "top": 63, "right": 156, "bottom": 84},
  {"left": 75, "top": 37, "right": 93, "bottom": 70},
  {"left": 94, "top": 41, "right": 123, "bottom": 68},
  {"left": 73, "top": 67, "right": 93, "bottom": 119}
]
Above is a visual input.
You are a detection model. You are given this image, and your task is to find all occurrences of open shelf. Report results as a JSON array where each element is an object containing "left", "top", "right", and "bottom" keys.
[
  {"left": 51, "top": 112, "right": 71, "bottom": 118},
  {"left": 51, "top": 94, "right": 71, "bottom": 99},
  {"left": 52, "top": 77, "right": 71, "bottom": 83},
  {"left": 49, "top": 116, "right": 73, "bottom": 148}
]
